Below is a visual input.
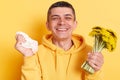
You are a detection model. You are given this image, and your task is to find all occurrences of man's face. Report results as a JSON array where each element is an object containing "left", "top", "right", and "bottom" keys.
[{"left": 46, "top": 7, "right": 77, "bottom": 40}]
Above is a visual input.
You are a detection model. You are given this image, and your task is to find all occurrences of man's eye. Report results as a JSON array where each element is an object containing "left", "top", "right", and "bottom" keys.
[
  {"left": 66, "top": 17, "right": 72, "bottom": 20},
  {"left": 51, "top": 17, "right": 59, "bottom": 20}
]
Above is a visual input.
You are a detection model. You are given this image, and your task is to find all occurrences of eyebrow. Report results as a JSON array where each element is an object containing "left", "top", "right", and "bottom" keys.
[
  {"left": 51, "top": 15, "right": 59, "bottom": 17},
  {"left": 64, "top": 14, "right": 73, "bottom": 17},
  {"left": 51, "top": 14, "right": 73, "bottom": 17}
]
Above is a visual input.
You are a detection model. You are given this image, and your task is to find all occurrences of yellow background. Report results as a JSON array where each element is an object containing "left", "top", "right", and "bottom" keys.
[{"left": 0, "top": 0, "right": 120, "bottom": 80}]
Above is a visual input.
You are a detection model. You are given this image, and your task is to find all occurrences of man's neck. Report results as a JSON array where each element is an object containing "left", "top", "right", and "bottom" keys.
[{"left": 52, "top": 38, "right": 73, "bottom": 51}]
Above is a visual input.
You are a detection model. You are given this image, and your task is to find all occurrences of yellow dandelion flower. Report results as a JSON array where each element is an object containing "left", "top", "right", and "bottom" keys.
[
  {"left": 89, "top": 26, "right": 103, "bottom": 36},
  {"left": 106, "top": 43, "right": 113, "bottom": 52},
  {"left": 81, "top": 26, "right": 117, "bottom": 74},
  {"left": 102, "top": 30, "right": 111, "bottom": 38}
]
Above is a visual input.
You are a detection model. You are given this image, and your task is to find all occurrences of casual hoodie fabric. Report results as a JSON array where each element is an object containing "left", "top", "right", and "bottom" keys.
[{"left": 21, "top": 34, "right": 103, "bottom": 80}]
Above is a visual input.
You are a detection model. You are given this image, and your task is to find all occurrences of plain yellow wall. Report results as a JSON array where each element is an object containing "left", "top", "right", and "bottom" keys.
[{"left": 0, "top": 0, "right": 120, "bottom": 80}]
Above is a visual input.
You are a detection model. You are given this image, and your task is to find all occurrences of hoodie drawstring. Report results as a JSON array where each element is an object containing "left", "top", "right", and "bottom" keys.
[{"left": 66, "top": 53, "right": 72, "bottom": 75}]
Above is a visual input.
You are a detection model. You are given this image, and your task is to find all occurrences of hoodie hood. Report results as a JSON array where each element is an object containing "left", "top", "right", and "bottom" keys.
[{"left": 42, "top": 34, "right": 87, "bottom": 54}]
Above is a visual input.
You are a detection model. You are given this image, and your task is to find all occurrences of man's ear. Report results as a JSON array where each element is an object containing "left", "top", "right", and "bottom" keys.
[
  {"left": 46, "top": 21, "right": 51, "bottom": 31},
  {"left": 73, "top": 21, "right": 77, "bottom": 30}
]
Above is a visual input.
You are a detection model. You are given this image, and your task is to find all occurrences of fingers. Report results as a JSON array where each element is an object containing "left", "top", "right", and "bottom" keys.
[
  {"left": 16, "top": 34, "right": 26, "bottom": 43},
  {"left": 88, "top": 53, "right": 104, "bottom": 65},
  {"left": 15, "top": 34, "right": 35, "bottom": 56},
  {"left": 87, "top": 52, "right": 104, "bottom": 71},
  {"left": 15, "top": 41, "right": 34, "bottom": 57},
  {"left": 15, "top": 34, "right": 26, "bottom": 49},
  {"left": 15, "top": 34, "right": 26, "bottom": 53}
]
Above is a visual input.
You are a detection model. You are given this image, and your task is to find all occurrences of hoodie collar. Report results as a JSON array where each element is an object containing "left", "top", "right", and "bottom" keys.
[{"left": 42, "top": 34, "right": 86, "bottom": 54}]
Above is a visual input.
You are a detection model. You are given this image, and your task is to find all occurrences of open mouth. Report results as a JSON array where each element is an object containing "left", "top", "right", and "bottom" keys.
[{"left": 56, "top": 28, "right": 69, "bottom": 32}]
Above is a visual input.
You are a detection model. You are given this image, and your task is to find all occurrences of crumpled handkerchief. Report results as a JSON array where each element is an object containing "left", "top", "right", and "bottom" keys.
[{"left": 16, "top": 31, "right": 38, "bottom": 53}]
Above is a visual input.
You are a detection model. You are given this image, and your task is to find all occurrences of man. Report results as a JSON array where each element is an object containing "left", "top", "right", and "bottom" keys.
[{"left": 15, "top": 1, "right": 104, "bottom": 80}]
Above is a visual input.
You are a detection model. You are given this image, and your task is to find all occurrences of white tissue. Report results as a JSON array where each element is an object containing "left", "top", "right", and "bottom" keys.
[{"left": 16, "top": 31, "right": 38, "bottom": 53}]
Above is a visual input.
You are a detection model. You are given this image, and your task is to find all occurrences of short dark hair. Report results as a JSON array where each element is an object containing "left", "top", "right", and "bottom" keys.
[{"left": 47, "top": 1, "right": 76, "bottom": 21}]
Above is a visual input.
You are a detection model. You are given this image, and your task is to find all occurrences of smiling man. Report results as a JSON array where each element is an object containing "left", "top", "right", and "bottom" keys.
[
  {"left": 15, "top": 1, "right": 104, "bottom": 80},
  {"left": 46, "top": 6, "right": 77, "bottom": 51}
]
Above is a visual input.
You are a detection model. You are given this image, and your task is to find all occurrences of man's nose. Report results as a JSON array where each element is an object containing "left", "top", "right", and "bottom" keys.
[{"left": 58, "top": 18, "right": 65, "bottom": 25}]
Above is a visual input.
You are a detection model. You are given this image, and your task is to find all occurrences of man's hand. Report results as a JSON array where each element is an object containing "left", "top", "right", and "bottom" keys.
[
  {"left": 15, "top": 34, "right": 34, "bottom": 57},
  {"left": 87, "top": 52, "right": 104, "bottom": 72}
]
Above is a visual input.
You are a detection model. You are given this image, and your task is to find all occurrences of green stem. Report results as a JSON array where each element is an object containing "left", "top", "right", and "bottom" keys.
[
  {"left": 96, "top": 36, "right": 100, "bottom": 52},
  {"left": 98, "top": 41, "right": 105, "bottom": 52},
  {"left": 81, "top": 61, "right": 95, "bottom": 74},
  {"left": 93, "top": 35, "right": 97, "bottom": 52}
]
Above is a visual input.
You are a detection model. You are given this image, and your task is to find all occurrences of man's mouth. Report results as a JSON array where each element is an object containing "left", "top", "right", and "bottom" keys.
[
  {"left": 56, "top": 28, "right": 67, "bottom": 31},
  {"left": 56, "top": 27, "right": 69, "bottom": 32}
]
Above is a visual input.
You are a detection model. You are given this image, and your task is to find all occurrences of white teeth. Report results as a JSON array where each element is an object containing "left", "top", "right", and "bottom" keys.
[{"left": 57, "top": 28, "right": 67, "bottom": 31}]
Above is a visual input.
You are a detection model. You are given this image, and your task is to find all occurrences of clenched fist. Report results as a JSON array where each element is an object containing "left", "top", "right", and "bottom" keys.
[
  {"left": 15, "top": 32, "right": 38, "bottom": 57},
  {"left": 87, "top": 52, "right": 104, "bottom": 72}
]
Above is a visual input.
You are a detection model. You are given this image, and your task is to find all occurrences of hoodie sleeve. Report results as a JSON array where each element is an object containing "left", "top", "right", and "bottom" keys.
[
  {"left": 84, "top": 70, "right": 103, "bottom": 80},
  {"left": 21, "top": 53, "right": 42, "bottom": 80}
]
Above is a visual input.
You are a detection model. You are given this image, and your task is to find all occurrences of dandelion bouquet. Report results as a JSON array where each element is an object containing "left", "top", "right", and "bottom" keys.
[{"left": 81, "top": 26, "right": 117, "bottom": 74}]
